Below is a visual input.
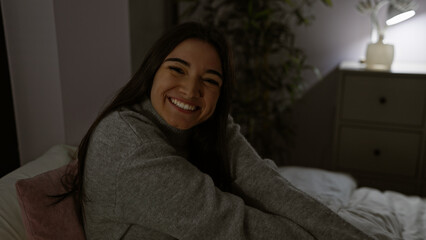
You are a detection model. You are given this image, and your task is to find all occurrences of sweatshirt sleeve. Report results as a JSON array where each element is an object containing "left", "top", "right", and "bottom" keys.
[
  {"left": 114, "top": 141, "right": 316, "bottom": 240},
  {"left": 225, "top": 116, "right": 375, "bottom": 240}
]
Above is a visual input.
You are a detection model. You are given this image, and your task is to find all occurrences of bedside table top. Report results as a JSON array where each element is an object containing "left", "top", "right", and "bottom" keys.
[{"left": 340, "top": 61, "right": 426, "bottom": 75}]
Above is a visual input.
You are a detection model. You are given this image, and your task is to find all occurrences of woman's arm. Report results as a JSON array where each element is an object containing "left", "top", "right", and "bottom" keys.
[
  {"left": 226, "top": 116, "right": 374, "bottom": 240},
  {"left": 115, "top": 143, "right": 315, "bottom": 239}
]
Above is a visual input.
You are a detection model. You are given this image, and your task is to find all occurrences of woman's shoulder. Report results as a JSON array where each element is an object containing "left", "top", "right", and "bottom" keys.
[{"left": 94, "top": 104, "right": 166, "bottom": 146}]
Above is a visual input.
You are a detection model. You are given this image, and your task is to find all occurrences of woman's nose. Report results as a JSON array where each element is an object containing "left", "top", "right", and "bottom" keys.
[{"left": 180, "top": 77, "right": 202, "bottom": 98}]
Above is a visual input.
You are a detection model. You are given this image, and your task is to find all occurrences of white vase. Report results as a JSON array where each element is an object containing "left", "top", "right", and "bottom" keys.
[{"left": 365, "top": 35, "right": 394, "bottom": 70}]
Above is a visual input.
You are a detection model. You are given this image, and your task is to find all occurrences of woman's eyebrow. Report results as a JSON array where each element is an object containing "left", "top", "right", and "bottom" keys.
[
  {"left": 164, "top": 57, "right": 223, "bottom": 79},
  {"left": 164, "top": 57, "right": 189, "bottom": 66},
  {"left": 206, "top": 69, "right": 223, "bottom": 80}
]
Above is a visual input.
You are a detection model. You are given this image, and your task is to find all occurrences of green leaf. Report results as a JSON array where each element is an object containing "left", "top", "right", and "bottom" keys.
[
  {"left": 254, "top": 9, "right": 272, "bottom": 20},
  {"left": 321, "top": 0, "right": 333, "bottom": 7},
  {"left": 282, "top": 0, "right": 295, "bottom": 7},
  {"left": 248, "top": 0, "right": 253, "bottom": 16}
]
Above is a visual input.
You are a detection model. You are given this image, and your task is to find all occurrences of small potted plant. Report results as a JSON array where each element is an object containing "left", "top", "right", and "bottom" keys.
[{"left": 357, "top": 0, "right": 417, "bottom": 70}]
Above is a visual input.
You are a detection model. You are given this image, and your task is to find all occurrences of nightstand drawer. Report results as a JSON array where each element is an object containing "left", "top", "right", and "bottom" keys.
[
  {"left": 341, "top": 76, "right": 426, "bottom": 126},
  {"left": 337, "top": 127, "right": 420, "bottom": 177}
]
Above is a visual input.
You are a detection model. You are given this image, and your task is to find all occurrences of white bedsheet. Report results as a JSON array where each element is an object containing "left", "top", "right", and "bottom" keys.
[
  {"left": 339, "top": 188, "right": 426, "bottom": 240},
  {"left": 279, "top": 166, "right": 426, "bottom": 240},
  {"left": 278, "top": 166, "right": 357, "bottom": 211}
]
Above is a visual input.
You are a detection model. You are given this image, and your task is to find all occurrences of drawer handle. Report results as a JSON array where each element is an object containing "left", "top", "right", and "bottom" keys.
[
  {"left": 373, "top": 149, "right": 381, "bottom": 156},
  {"left": 379, "top": 97, "right": 387, "bottom": 105}
]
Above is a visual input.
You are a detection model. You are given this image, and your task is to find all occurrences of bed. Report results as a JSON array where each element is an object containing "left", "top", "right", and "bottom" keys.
[{"left": 1, "top": 144, "right": 425, "bottom": 239}]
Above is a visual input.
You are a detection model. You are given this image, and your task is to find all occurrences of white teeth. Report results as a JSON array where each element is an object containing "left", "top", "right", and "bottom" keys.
[{"left": 170, "top": 98, "right": 197, "bottom": 111}]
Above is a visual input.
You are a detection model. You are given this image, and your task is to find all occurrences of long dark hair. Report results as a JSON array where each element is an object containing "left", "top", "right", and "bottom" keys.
[{"left": 60, "top": 22, "right": 235, "bottom": 222}]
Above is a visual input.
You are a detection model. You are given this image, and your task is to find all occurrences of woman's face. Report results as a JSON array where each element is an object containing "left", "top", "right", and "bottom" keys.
[{"left": 150, "top": 38, "right": 223, "bottom": 130}]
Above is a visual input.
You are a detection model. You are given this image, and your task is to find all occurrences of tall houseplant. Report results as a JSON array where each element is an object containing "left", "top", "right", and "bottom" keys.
[{"left": 180, "top": 0, "right": 332, "bottom": 164}]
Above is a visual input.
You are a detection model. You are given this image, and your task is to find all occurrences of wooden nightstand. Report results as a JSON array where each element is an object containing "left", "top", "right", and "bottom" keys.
[{"left": 332, "top": 61, "right": 426, "bottom": 196}]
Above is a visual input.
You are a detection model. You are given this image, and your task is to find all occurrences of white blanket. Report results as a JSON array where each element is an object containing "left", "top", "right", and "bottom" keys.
[
  {"left": 339, "top": 188, "right": 426, "bottom": 240},
  {"left": 279, "top": 166, "right": 426, "bottom": 240}
]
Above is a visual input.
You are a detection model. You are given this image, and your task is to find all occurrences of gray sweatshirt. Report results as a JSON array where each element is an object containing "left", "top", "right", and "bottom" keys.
[{"left": 83, "top": 99, "right": 373, "bottom": 239}]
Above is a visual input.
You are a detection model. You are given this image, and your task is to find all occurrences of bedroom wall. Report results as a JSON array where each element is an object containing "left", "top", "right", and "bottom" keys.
[
  {"left": 289, "top": 1, "right": 426, "bottom": 167},
  {"left": 2, "top": 0, "right": 132, "bottom": 165},
  {"left": 53, "top": 1, "right": 132, "bottom": 148},
  {"left": 1, "top": 0, "right": 66, "bottom": 165},
  {"left": 128, "top": 0, "right": 166, "bottom": 73}
]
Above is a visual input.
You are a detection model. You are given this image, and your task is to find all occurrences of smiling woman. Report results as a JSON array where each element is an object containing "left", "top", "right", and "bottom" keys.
[
  {"left": 54, "top": 22, "right": 374, "bottom": 239},
  {"left": 151, "top": 39, "right": 223, "bottom": 130}
]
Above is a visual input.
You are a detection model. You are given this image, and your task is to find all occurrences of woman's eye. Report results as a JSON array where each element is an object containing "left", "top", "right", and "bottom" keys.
[
  {"left": 169, "top": 66, "right": 184, "bottom": 74},
  {"left": 204, "top": 78, "right": 220, "bottom": 87}
]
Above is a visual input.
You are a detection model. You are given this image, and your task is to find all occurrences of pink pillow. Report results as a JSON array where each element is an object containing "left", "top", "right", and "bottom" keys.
[{"left": 15, "top": 160, "right": 85, "bottom": 240}]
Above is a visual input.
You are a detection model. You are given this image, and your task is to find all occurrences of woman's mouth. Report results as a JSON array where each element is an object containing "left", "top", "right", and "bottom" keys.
[{"left": 169, "top": 97, "right": 198, "bottom": 112}]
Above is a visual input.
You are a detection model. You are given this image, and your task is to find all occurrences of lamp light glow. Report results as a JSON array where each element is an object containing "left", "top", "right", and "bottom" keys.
[{"left": 386, "top": 10, "right": 416, "bottom": 25}]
